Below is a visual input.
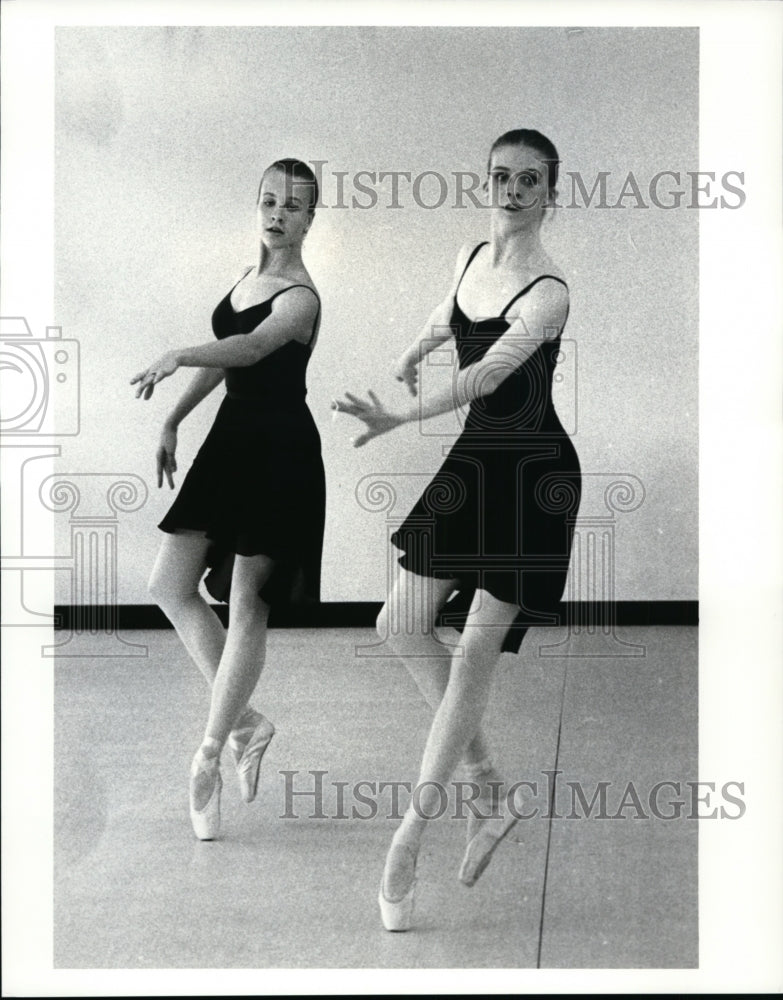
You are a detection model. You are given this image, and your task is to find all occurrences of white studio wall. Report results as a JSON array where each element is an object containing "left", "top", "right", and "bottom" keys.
[{"left": 52, "top": 26, "right": 698, "bottom": 605}]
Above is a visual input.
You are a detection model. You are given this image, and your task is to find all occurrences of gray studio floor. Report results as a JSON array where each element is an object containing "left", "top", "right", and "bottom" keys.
[{"left": 54, "top": 625, "right": 697, "bottom": 969}]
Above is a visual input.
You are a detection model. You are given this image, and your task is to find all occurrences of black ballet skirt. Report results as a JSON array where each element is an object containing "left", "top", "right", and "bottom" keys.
[
  {"left": 391, "top": 243, "right": 582, "bottom": 653},
  {"left": 158, "top": 277, "right": 326, "bottom": 609}
]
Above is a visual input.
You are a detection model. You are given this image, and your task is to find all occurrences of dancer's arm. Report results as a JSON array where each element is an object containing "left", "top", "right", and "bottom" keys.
[
  {"left": 391, "top": 243, "right": 474, "bottom": 395},
  {"left": 164, "top": 368, "right": 225, "bottom": 429},
  {"left": 335, "top": 278, "right": 568, "bottom": 447},
  {"left": 153, "top": 368, "right": 226, "bottom": 489},
  {"left": 176, "top": 286, "right": 317, "bottom": 366},
  {"left": 403, "top": 277, "right": 568, "bottom": 418},
  {"left": 131, "top": 287, "right": 318, "bottom": 399}
]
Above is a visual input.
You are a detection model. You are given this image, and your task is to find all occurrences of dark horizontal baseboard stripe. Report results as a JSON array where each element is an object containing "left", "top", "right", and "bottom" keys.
[{"left": 54, "top": 601, "right": 698, "bottom": 630}]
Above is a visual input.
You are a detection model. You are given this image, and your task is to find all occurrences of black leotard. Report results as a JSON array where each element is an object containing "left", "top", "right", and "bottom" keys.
[
  {"left": 158, "top": 276, "right": 326, "bottom": 608},
  {"left": 391, "top": 242, "right": 581, "bottom": 653}
]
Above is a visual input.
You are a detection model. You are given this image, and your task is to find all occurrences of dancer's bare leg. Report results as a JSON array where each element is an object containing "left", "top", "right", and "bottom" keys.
[
  {"left": 148, "top": 531, "right": 227, "bottom": 684},
  {"left": 189, "top": 553, "right": 275, "bottom": 811},
  {"left": 383, "top": 589, "right": 521, "bottom": 898},
  {"left": 148, "top": 533, "right": 265, "bottom": 744},
  {"left": 200, "top": 552, "right": 274, "bottom": 737},
  {"left": 377, "top": 564, "right": 493, "bottom": 767}
]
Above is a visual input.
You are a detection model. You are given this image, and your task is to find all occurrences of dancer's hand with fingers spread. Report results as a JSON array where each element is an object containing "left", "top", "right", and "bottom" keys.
[
  {"left": 332, "top": 390, "right": 405, "bottom": 447},
  {"left": 157, "top": 423, "right": 178, "bottom": 489},
  {"left": 392, "top": 354, "right": 419, "bottom": 397},
  {"left": 130, "top": 351, "right": 180, "bottom": 400}
]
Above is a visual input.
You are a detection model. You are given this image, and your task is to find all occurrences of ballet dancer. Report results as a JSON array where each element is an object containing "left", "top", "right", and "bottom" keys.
[
  {"left": 131, "top": 159, "right": 326, "bottom": 840},
  {"left": 335, "top": 130, "right": 581, "bottom": 929}
]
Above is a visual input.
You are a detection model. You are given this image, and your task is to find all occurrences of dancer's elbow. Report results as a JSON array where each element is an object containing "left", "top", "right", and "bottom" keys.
[{"left": 465, "top": 362, "right": 506, "bottom": 401}]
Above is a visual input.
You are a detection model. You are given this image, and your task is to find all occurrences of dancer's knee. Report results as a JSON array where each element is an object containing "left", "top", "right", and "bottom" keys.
[
  {"left": 225, "top": 575, "right": 270, "bottom": 630},
  {"left": 227, "top": 555, "right": 274, "bottom": 627},
  {"left": 375, "top": 601, "right": 391, "bottom": 642},
  {"left": 147, "top": 569, "right": 168, "bottom": 609},
  {"left": 457, "top": 628, "right": 502, "bottom": 677},
  {"left": 228, "top": 589, "right": 270, "bottom": 628},
  {"left": 376, "top": 598, "right": 405, "bottom": 646},
  {"left": 147, "top": 567, "right": 199, "bottom": 613},
  {"left": 376, "top": 599, "right": 434, "bottom": 652},
  {"left": 379, "top": 570, "right": 457, "bottom": 651}
]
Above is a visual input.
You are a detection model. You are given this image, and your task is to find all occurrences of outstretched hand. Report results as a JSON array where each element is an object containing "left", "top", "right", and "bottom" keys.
[
  {"left": 156, "top": 424, "right": 178, "bottom": 489},
  {"left": 332, "top": 390, "right": 403, "bottom": 447},
  {"left": 130, "top": 351, "right": 180, "bottom": 400}
]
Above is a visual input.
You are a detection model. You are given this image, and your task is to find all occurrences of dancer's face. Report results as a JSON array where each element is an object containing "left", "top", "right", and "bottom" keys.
[
  {"left": 257, "top": 169, "right": 314, "bottom": 249},
  {"left": 486, "top": 143, "right": 552, "bottom": 225}
]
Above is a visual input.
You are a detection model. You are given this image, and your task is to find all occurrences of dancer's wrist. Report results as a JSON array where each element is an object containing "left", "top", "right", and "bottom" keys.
[{"left": 398, "top": 403, "right": 419, "bottom": 425}]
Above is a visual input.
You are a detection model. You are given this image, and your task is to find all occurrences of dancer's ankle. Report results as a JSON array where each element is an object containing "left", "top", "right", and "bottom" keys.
[
  {"left": 463, "top": 755, "right": 493, "bottom": 779},
  {"left": 199, "top": 736, "right": 222, "bottom": 759},
  {"left": 234, "top": 707, "right": 262, "bottom": 731},
  {"left": 394, "top": 810, "right": 426, "bottom": 849}
]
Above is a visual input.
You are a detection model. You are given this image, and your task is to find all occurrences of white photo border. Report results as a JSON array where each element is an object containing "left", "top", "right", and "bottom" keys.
[{"left": 1, "top": 0, "right": 781, "bottom": 995}]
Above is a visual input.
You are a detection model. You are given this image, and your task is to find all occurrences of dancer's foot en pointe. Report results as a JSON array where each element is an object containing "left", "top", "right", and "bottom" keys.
[
  {"left": 189, "top": 737, "right": 222, "bottom": 840},
  {"left": 378, "top": 824, "right": 421, "bottom": 932},
  {"left": 459, "top": 775, "right": 521, "bottom": 887},
  {"left": 227, "top": 710, "right": 275, "bottom": 803},
  {"left": 462, "top": 756, "right": 504, "bottom": 844}
]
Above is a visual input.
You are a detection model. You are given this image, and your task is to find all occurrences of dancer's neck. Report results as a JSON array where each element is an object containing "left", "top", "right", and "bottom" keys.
[
  {"left": 487, "top": 225, "right": 546, "bottom": 268},
  {"left": 255, "top": 243, "right": 305, "bottom": 277}
]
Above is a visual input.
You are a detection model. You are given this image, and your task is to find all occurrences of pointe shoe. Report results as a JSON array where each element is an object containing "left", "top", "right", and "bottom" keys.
[
  {"left": 378, "top": 842, "right": 418, "bottom": 932},
  {"left": 459, "top": 786, "right": 521, "bottom": 888},
  {"left": 462, "top": 758, "right": 502, "bottom": 844},
  {"left": 228, "top": 717, "right": 275, "bottom": 804},
  {"left": 189, "top": 746, "right": 222, "bottom": 841}
]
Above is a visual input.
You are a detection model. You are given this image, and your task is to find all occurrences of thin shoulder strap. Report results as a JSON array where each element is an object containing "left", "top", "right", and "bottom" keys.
[
  {"left": 267, "top": 284, "right": 322, "bottom": 347},
  {"left": 456, "top": 242, "right": 489, "bottom": 292},
  {"left": 230, "top": 265, "right": 254, "bottom": 293},
  {"left": 500, "top": 275, "right": 569, "bottom": 317}
]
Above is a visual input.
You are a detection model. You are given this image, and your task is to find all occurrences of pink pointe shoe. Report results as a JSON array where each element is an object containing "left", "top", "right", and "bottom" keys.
[
  {"left": 228, "top": 716, "right": 275, "bottom": 804},
  {"left": 378, "top": 841, "right": 418, "bottom": 932},
  {"left": 189, "top": 744, "right": 222, "bottom": 841}
]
